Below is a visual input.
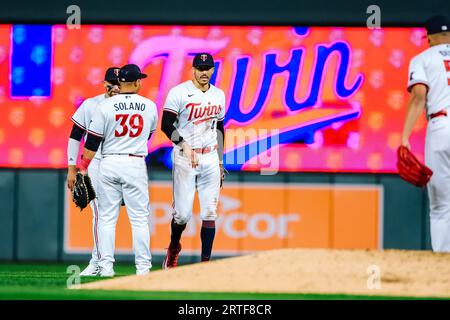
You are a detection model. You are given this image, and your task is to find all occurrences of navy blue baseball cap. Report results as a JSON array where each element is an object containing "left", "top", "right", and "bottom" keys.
[
  {"left": 119, "top": 64, "right": 147, "bottom": 82},
  {"left": 104, "top": 67, "right": 120, "bottom": 82},
  {"left": 425, "top": 15, "right": 450, "bottom": 35},
  {"left": 193, "top": 53, "right": 215, "bottom": 68}
]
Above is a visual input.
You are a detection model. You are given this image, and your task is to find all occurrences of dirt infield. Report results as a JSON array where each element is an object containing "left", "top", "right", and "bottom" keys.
[{"left": 79, "top": 249, "right": 450, "bottom": 298}]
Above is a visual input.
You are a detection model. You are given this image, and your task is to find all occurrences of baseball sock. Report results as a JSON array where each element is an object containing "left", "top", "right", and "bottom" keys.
[
  {"left": 170, "top": 218, "right": 186, "bottom": 248},
  {"left": 200, "top": 220, "right": 216, "bottom": 261}
]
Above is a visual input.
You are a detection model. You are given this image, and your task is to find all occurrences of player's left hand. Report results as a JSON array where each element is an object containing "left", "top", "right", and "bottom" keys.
[
  {"left": 401, "top": 139, "right": 411, "bottom": 150},
  {"left": 67, "top": 166, "right": 78, "bottom": 191}
]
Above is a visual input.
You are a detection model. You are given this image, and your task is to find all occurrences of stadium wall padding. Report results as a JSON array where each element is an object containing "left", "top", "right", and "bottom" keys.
[
  {"left": 0, "top": 171, "right": 15, "bottom": 260},
  {"left": 0, "top": 169, "right": 432, "bottom": 262},
  {"left": 16, "top": 171, "right": 61, "bottom": 260}
]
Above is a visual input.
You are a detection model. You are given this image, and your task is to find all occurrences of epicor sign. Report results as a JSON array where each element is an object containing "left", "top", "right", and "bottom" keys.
[{"left": 65, "top": 182, "right": 383, "bottom": 255}]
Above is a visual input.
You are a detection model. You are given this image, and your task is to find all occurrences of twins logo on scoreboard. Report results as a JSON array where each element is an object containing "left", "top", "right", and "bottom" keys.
[{"left": 129, "top": 30, "right": 363, "bottom": 169}]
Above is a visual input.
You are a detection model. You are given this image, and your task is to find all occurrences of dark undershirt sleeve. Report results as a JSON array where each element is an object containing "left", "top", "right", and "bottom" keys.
[
  {"left": 69, "top": 124, "right": 85, "bottom": 141},
  {"left": 161, "top": 110, "right": 184, "bottom": 145},
  {"left": 84, "top": 133, "right": 102, "bottom": 152}
]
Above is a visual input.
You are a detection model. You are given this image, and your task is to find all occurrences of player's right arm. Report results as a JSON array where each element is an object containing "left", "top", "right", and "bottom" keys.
[
  {"left": 67, "top": 102, "right": 88, "bottom": 190},
  {"left": 401, "top": 56, "right": 428, "bottom": 149},
  {"left": 161, "top": 88, "right": 198, "bottom": 168},
  {"left": 401, "top": 84, "right": 427, "bottom": 149}
]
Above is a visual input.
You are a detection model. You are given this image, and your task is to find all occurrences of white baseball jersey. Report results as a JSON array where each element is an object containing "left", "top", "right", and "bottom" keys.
[
  {"left": 71, "top": 93, "right": 106, "bottom": 160},
  {"left": 407, "top": 43, "right": 450, "bottom": 115},
  {"left": 88, "top": 93, "right": 158, "bottom": 156},
  {"left": 411, "top": 43, "right": 450, "bottom": 253},
  {"left": 163, "top": 80, "right": 226, "bottom": 149}
]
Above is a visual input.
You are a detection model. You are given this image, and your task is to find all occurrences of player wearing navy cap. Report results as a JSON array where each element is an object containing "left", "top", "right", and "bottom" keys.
[
  {"left": 67, "top": 66, "right": 120, "bottom": 276},
  {"left": 401, "top": 15, "right": 450, "bottom": 252},
  {"left": 79, "top": 64, "right": 158, "bottom": 276},
  {"left": 161, "top": 53, "right": 226, "bottom": 269}
]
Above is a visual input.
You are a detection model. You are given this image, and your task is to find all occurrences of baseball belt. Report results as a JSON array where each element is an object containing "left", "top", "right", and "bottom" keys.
[
  {"left": 192, "top": 144, "right": 218, "bottom": 154},
  {"left": 103, "top": 153, "right": 145, "bottom": 158},
  {"left": 428, "top": 109, "right": 447, "bottom": 120}
]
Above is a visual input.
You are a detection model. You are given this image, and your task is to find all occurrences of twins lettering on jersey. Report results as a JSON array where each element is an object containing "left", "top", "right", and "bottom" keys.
[
  {"left": 114, "top": 102, "right": 146, "bottom": 111},
  {"left": 163, "top": 81, "right": 225, "bottom": 147},
  {"left": 186, "top": 102, "right": 222, "bottom": 124}
]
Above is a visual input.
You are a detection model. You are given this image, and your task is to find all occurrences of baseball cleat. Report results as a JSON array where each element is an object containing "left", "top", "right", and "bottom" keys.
[
  {"left": 162, "top": 243, "right": 182, "bottom": 270},
  {"left": 99, "top": 268, "right": 115, "bottom": 277},
  {"left": 136, "top": 269, "right": 150, "bottom": 276},
  {"left": 80, "top": 264, "right": 100, "bottom": 276}
]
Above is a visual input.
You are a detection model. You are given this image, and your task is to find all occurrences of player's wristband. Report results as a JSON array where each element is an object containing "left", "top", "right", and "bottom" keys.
[{"left": 80, "top": 156, "right": 92, "bottom": 172}]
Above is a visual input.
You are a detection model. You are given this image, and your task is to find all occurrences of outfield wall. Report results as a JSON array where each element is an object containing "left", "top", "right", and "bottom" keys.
[{"left": 0, "top": 169, "right": 431, "bottom": 262}]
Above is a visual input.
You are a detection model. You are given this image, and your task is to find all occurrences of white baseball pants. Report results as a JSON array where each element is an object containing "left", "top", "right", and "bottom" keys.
[
  {"left": 87, "top": 157, "right": 101, "bottom": 267},
  {"left": 96, "top": 155, "right": 152, "bottom": 274},
  {"left": 171, "top": 146, "right": 221, "bottom": 225},
  {"left": 425, "top": 114, "right": 450, "bottom": 252}
]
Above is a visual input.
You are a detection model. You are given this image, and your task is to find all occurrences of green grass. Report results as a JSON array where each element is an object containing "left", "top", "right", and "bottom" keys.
[{"left": 0, "top": 263, "right": 446, "bottom": 300}]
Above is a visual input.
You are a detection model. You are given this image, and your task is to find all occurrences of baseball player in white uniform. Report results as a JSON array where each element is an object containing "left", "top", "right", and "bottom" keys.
[
  {"left": 79, "top": 64, "right": 158, "bottom": 276},
  {"left": 161, "top": 53, "right": 226, "bottom": 269},
  {"left": 401, "top": 15, "right": 450, "bottom": 252},
  {"left": 67, "top": 67, "right": 120, "bottom": 276}
]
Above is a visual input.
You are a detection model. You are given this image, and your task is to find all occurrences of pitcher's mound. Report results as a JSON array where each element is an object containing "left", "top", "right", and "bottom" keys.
[{"left": 79, "top": 248, "right": 450, "bottom": 298}]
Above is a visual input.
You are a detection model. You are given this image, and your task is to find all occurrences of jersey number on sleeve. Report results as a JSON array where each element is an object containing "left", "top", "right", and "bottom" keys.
[
  {"left": 210, "top": 118, "right": 217, "bottom": 131},
  {"left": 445, "top": 60, "right": 450, "bottom": 85},
  {"left": 115, "top": 114, "right": 144, "bottom": 137}
]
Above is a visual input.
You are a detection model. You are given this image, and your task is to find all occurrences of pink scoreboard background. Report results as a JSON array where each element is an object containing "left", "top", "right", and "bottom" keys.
[{"left": 0, "top": 25, "right": 429, "bottom": 172}]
